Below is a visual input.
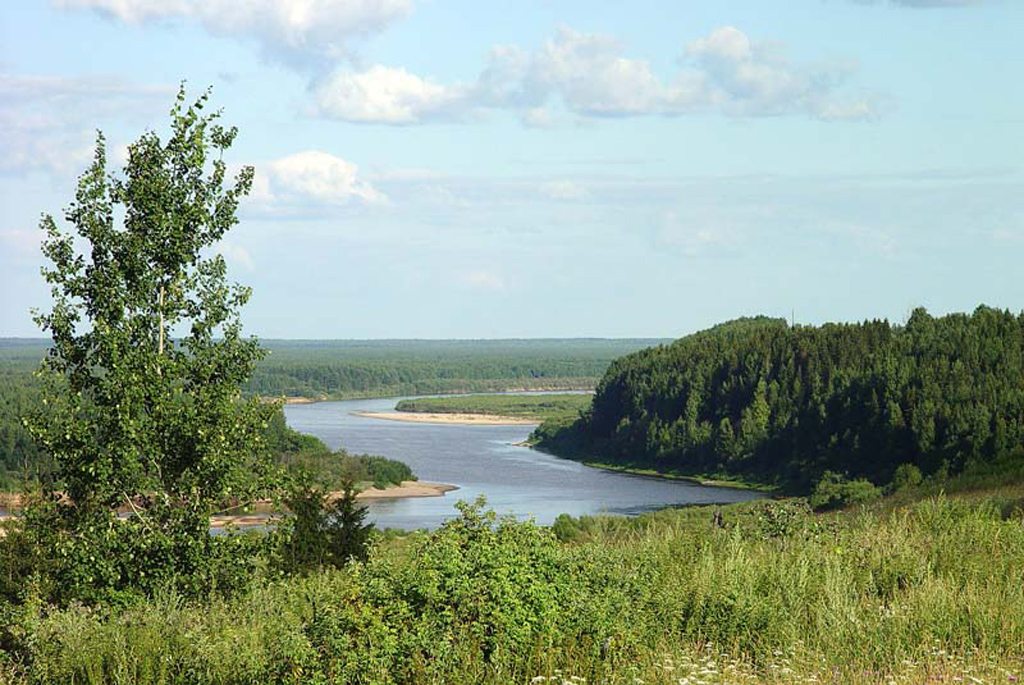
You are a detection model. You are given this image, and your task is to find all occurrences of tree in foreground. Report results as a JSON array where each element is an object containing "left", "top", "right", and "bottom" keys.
[
  {"left": 278, "top": 477, "right": 374, "bottom": 574},
  {"left": 20, "top": 87, "right": 275, "bottom": 604}
]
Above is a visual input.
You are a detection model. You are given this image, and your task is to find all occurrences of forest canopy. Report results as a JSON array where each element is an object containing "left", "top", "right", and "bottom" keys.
[{"left": 533, "top": 307, "right": 1024, "bottom": 492}]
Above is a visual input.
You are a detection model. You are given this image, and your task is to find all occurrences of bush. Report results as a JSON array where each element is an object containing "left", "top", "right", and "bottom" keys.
[
  {"left": 809, "top": 471, "right": 881, "bottom": 511},
  {"left": 891, "top": 463, "right": 923, "bottom": 491},
  {"left": 1, "top": 495, "right": 267, "bottom": 607},
  {"left": 358, "top": 455, "right": 416, "bottom": 489}
]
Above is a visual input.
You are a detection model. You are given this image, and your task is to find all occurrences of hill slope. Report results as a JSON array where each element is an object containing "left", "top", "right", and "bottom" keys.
[{"left": 534, "top": 307, "right": 1024, "bottom": 491}]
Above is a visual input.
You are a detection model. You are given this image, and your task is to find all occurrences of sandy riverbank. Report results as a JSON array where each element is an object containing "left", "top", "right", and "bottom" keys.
[
  {"left": 354, "top": 480, "right": 459, "bottom": 499},
  {"left": 352, "top": 411, "right": 539, "bottom": 425},
  {"left": 1, "top": 481, "right": 459, "bottom": 533}
]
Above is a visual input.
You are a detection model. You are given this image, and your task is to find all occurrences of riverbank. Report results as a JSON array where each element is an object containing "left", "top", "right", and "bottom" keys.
[
  {"left": 352, "top": 411, "right": 539, "bottom": 426},
  {"left": 354, "top": 480, "right": 459, "bottom": 499},
  {"left": 524, "top": 447, "right": 777, "bottom": 493},
  {"left": 1, "top": 481, "right": 460, "bottom": 532},
  {"left": 580, "top": 460, "right": 778, "bottom": 492}
]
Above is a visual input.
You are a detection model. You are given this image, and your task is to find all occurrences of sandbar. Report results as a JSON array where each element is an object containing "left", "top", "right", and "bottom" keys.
[
  {"left": 352, "top": 411, "right": 539, "bottom": 425},
  {"left": 353, "top": 480, "right": 459, "bottom": 499}
]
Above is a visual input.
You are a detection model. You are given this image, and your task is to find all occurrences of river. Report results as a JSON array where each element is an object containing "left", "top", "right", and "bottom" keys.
[{"left": 284, "top": 395, "right": 764, "bottom": 530}]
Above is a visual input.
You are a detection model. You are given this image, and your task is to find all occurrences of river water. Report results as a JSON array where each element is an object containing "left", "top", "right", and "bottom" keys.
[{"left": 284, "top": 395, "right": 763, "bottom": 530}]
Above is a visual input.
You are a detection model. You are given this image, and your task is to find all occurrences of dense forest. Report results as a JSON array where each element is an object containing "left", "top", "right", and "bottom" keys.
[{"left": 534, "top": 307, "right": 1024, "bottom": 492}]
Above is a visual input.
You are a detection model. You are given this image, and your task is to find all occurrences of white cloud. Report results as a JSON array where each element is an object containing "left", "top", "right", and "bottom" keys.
[
  {"left": 525, "top": 30, "right": 677, "bottom": 116},
  {"left": 823, "top": 221, "right": 899, "bottom": 258},
  {"left": 413, "top": 184, "right": 472, "bottom": 208},
  {"left": 520, "top": 107, "right": 557, "bottom": 128},
  {"left": 540, "top": 180, "right": 589, "bottom": 201},
  {"left": 657, "top": 210, "right": 739, "bottom": 257},
  {"left": 251, "top": 150, "right": 386, "bottom": 208},
  {"left": 0, "top": 73, "right": 172, "bottom": 177},
  {"left": 55, "top": 0, "right": 413, "bottom": 66},
  {"left": 314, "top": 65, "right": 465, "bottom": 124},
  {"left": 313, "top": 26, "right": 875, "bottom": 125},
  {"left": 685, "top": 27, "right": 873, "bottom": 120}
]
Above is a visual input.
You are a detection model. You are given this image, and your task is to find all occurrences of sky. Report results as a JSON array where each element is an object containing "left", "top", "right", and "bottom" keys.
[{"left": 1, "top": 0, "right": 1021, "bottom": 339}]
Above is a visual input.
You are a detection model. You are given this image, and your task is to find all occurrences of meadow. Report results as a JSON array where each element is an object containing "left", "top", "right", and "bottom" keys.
[{"left": 4, "top": 481, "right": 1023, "bottom": 684}]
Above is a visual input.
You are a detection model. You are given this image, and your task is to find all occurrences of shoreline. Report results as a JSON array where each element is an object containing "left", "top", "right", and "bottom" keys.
[
  {"left": 353, "top": 480, "right": 459, "bottom": 499},
  {"left": 352, "top": 411, "right": 539, "bottom": 426},
  {"left": 526, "top": 446, "right": 775, "bottom": 493},
  {"left": 1, "top": 481, "right": 460, "bottom": 532},
  {"left": 580, "top": 460, "right": 776, "bottom": 492}
]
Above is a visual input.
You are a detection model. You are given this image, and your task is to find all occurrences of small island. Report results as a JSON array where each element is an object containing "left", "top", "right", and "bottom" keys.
[{"left": 358, "top": 393, "right": 595, "bottom": 426}]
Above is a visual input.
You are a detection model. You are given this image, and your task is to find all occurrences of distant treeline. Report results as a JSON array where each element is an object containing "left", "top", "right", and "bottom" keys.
[
  {"left": 534, "top": 307, "right": 1024, "bottom": 492},
  {"left": 245, "top": 339, "right": 665, "bottom": 399},
  {"left": 1, "top": 338, "right": 665, "bottom": 400}
]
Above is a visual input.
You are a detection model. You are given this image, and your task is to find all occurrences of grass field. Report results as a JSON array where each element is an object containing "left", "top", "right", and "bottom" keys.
[{"left": 5, "top": 482, "right": 1024, "bottom": 684}]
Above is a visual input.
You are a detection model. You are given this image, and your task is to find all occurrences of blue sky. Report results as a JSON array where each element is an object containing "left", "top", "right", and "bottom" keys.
[{"left": 1, "top": 0, "right": 1021, "bottom": 338}]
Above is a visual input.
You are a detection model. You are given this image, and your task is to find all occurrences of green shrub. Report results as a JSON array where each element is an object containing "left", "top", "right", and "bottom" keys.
[
  {"left": 809, "top": 471, "right": 881, "bottom": 511},
  {"left": 891, "top": 463, "right": 923, "bottom": 491},
  {"left": 8, "top": 496, "right": 1024, "bottom": 683},
  {"left": 2, "top": 496, "right": 268, "bottom": 608}
]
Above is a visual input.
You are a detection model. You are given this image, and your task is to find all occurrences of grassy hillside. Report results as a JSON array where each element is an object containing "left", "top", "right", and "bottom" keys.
[{"left": 4, "top": 490, "right": 1022, "bottom": 684}]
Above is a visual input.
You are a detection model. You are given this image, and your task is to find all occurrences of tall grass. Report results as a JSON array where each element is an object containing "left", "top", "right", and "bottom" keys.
[{"left": 3, "top": 495, "right": 1023, "bottom": 684}]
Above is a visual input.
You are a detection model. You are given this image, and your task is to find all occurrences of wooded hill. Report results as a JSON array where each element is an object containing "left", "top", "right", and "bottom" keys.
[{"left": 533, "top": 307, "right": 1024, "bottom": 491}]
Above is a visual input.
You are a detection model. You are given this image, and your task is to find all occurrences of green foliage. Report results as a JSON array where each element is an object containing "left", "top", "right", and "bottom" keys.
[
  {"left": 809, "top": 471, "right": 882, "bottom": 511},
  {"left": 4, "top": 338, "right": 665, "bottom": 402},
  {"left": 891, "top": 462, "right": 924, "bottom": 491},
  {"left": 273, "top": 480, "right": 374, "bottom": 575},
  {"left": 262, "top": 408, "right": 330, "bottom": 455},
  {"left": 2, "top": 495, "right": 267, "bottom": 607},
  {"left": 355, "top": 455, "right": 416, "bottom": 490},
  {"left": 7, "top": 496, "right": 1024, "bottom": 683},
  {"left": 536, "top": 307, "right": 1024, "bottom": 493},
  {"left": 395, "top": 392, "right": 592, "bottom": 422},
  {"left": 263, "top": 409, "right": 415, "bottom": 490},
  {"left": 0, "top": 369, "right": 48, "bottom": 491},
  {"left": 16, "top": 86, "right": 275, "bottom": 605}
]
